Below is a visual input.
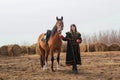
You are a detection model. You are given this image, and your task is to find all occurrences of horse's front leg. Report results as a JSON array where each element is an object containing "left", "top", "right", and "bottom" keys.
[
  {"left": 57, "top": 50, "right": 61, "bottom": 70},
  {"left": 50, "top": 50, "right": 55, "bottom": 72}
]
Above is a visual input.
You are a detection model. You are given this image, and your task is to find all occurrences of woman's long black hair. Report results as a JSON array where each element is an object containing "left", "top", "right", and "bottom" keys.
[{"left": 70, "top": 24, "right": 77, "bottom": 32}]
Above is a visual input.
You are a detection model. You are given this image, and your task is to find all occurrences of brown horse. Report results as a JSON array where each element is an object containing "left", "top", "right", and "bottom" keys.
[{"left": 38, "top": 16, "right": 64, "bottom": 71}]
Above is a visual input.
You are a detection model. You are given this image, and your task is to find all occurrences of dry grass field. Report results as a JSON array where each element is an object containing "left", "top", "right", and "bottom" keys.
[{"left": 0, "top": 51, "right": 120, "bottom": 80}]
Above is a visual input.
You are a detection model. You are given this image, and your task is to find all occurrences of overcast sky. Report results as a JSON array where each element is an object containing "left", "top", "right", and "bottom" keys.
[{"left": 0, "top": 0, "right": 120, "bottom": 46}]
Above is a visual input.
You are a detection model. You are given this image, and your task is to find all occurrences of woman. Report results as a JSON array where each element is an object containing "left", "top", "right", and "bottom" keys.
[{"left": 60, "top": 24, "right": 82, "bottom": 74}]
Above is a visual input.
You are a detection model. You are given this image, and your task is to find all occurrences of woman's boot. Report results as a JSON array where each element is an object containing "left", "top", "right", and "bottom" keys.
[
  {"left": 73, "top": 64, "right": 78, "bottom": 74},
  {"left": 72, "top": 63, "right": 78, "bottom": 74}
]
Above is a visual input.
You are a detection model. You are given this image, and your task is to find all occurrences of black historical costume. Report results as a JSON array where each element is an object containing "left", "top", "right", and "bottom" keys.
[{"left": 62, "top": 31, "right": 82, "bottom": 73}]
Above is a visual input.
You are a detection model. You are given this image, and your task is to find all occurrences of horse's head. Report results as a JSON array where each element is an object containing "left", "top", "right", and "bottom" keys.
[
  {"left": 55, "top": 16, "right": 64, "bottom": 33},
  {"left": 51, "top": 16, "right": 64, "bottom": 36}
]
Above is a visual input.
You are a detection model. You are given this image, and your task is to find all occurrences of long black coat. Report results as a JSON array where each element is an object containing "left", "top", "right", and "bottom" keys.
[{"left": 62, "top": 32, "right": 82, "bottom": 65}]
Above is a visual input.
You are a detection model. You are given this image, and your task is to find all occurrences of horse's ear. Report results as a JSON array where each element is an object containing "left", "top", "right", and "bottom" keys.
[
  {"left": 56, "top": 17, "right": 59, "bottom": 20},
  {"left": 61, "top": 16, "right": 63, "bottom": 20}
]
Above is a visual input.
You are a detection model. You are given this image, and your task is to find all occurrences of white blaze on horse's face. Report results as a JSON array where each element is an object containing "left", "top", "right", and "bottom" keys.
[
  {"left": 57, "top": 27, "right": 62, "bottom": 33},
  {"left": 56, "top": 21, "right": 64, "bottom": 33}
]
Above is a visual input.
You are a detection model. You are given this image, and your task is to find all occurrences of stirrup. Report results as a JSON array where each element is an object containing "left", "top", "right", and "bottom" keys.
[{"left": 41, "top": 38, "right": 46, "bottom": 42}]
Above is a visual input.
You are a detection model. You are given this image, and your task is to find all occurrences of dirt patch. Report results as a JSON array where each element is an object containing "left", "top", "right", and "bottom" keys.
[{"left": 0, "top": 52, "right": 120, "bottom": 80}]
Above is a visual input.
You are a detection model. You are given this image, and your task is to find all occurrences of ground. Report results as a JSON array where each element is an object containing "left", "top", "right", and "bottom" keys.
[{"left": 0, "top": 51, "right": 120, "bottom": 80}]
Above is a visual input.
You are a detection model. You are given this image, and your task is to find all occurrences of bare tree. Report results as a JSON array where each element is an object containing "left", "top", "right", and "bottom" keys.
[
  {"left": 82, "top": 33, "right": 87, "bottom": 44},
  {"left": 91, "top": 34, "right": 98, "bottom": 43},
  {"left": 109, "top": 30, "right": 118, "bottom": 45},
  {"left": 98, "top": 31, "right": 109, "bottom": 45},
  {"left": 117, "top": 29, "right": 120, "bottom": 44},
  {"left": 82, "top": 29, "right": 120, "bottom": 46}
]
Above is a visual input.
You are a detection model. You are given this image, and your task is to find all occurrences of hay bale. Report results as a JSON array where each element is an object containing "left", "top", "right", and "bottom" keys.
[
  {"left": 87, "top": 44, "right": 95, "bottom": 52},
  {"left": 21, "top": 46, "right": 28, "bottom": 54},
  {"left": 27, "top": 43, "right": 37, "bottom": 54},
  {"left": 0, "top": 45, "right": 8, "bottom": 55},
  {"left": 8, "top": 44, "right": 22, "bottom": 56},
  {"left": 108, "top": 44, "right": 120, "bottom": 51},
  {"left": 80, "top": 44, "right": 87, "bottom": 52},
  {"left": 94, "top": 42, "right": 108, "bottom": 52},
  {"left": 27, "top": 47, "right": 36, "bottom": 54}
]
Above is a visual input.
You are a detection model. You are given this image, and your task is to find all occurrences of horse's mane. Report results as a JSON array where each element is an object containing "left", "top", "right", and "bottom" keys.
[{"left": 51, "top": 26, "right": 57, "bottom": 36}]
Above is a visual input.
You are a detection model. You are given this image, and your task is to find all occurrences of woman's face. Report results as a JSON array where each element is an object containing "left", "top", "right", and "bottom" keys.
[{"left": 71, "top": 26, "right": 76, "bottom": 32}]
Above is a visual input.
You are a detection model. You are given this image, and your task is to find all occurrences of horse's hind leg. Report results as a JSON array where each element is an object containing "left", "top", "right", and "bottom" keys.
[
  {"left": 46, "top": 50, "right": 49, "bottom": 65},
  {"left": 39, "top": 46, "right": 45, "bottom": 68},
  {"left": 40, "top": 52, "right": 45, "bottom": 68},
  {"left": 40, "top": 55, "right": 44, "bottom": 68},
  {"left": 43, "top": 50, "right": 49, "bottom": 70}
]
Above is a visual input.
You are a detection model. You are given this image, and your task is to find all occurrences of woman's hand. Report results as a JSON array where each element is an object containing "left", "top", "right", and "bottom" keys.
[
  {"left": 76, "top": 39, "right": 81, "bottom": 43},
  {"left": 59, "top": 34, "right": 64, "bottom": 39}
]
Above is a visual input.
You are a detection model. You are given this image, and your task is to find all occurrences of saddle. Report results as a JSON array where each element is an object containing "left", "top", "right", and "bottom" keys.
[{"left": 42, "top": 30, "right": 51, "bottom": 44}]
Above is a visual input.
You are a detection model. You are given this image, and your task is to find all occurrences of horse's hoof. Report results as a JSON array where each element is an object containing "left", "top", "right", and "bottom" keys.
[
  {"left": 57, "top": 65, "right": 61, "bottom": 71},
  {"left": 57, "top": 67, "right": 61, "bottom": 71},
  {"left": 43, "top": 65, "right": 48, "bottom": 71},
  {"left": 42, "top": 67, "right": 46, "bottom": 71},
  {"left": 51, "top": 69, "right": 55, "bottom": 72}
]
